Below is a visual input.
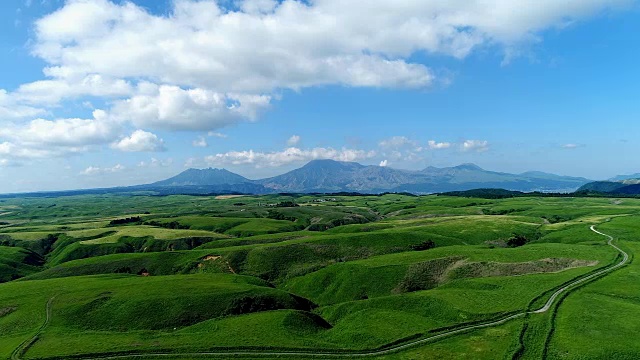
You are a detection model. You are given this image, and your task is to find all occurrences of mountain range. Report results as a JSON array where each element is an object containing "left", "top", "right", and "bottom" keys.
[{"left": 149, "top": 159, "right": 592, "bottom": 194}]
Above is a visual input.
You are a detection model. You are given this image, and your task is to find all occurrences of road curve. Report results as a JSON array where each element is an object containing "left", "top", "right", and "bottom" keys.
[
  {"left": 39, "top": 226, "right": 630, "bottom": 360},
  {"left": 531, "top": 225, "right": 629, "bottom": 313},
  {"left": 11, "top": 297, "right": 55, "bottom": 360}
]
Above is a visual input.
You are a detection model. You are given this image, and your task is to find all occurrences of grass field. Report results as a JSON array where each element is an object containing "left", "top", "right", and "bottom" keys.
[
  {"left": 1, "top": 193, "right": 639, "bottom": 359},
  {"left": 545, "top": 217, "right": 640, "bottom": 360}
]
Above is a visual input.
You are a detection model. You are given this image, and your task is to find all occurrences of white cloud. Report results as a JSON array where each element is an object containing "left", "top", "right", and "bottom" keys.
[
  {"left": 32, "top": 0, "right": 625, "bottom": 93},
  {"left": 562, "top": 143, "right": 580, "bottom": 149},
  {"left": 9, "top": 0, "right": 621, "bottom": 134},
  {"left": 109, "top": 85, "right": 271, "bottom": 131},
  {"left": 15, "top": 75, "right": 133, "bottom": 105},
  {"left": 138, "top": 157, "right": 173, "bottom": 168},
  {"left": 0, "top": 110, "right": 117, "bottom": 147},
  {"left": 379, "top": 136, "right": 420, "bottom": 149},
  {"left": 0, "top": 141, "right": 70, "bottom": 160},
  {"left": 205, "top": 146, "right": 376, "bottom": 168},
  {"left": 462, "top": 140, "right": 490, "bottom": 152},
  {"left": 0, "top": 0, "right": 628, "bottom": 164},
  {"left": 193, "top": 136, "right": 208, "bottom": 148},
  {"left": 287, "top": 135, "right": 301, "bottom": 146},
  {"left": 0, "top": 110, "right": 120, "bottom": 164},
  {"left": 378, "top": 136, "right": 426, "bottom": 163},
  {"left": 208, "top": 132, "right": 228, "bottom": 138},
  {"left": 111, "top": 130, "right": 166, "bottom": 152},
  {"left": 428, "top": 140, "right": 451, "bottom": 150},
  {"left": 379, "top": 160, "right": 388, "bottom": 167},
  {"left": 240, "top": 0, "right": 278, "bottom": 14},
  {"left": 81, "top": 164, "right": 125, "bottom": 176},
  {"left": 31, "top": 0, "right": 436, "bottom": 93},
  {"left": 184, "top": 157, "right": 201, "bottom": 168},
  {"left": 0, "top": 89, "right": 47, "bottom": 120}
]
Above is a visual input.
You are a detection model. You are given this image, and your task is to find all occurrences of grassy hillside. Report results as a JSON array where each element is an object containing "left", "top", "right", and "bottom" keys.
[
  {"left": 1, "top": 194, "right": 639, "bottom": 359},
  {"left": 546, "top": 216, "right": 640, "bottom": 359}
]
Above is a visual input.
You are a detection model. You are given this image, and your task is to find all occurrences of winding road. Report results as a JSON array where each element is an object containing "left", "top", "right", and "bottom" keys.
[
  {"left": 11, "top": 297, "right": 55, "bottom": 360},
  {"left": 17, "top": 226, "right": 630, "bottom": 360}
]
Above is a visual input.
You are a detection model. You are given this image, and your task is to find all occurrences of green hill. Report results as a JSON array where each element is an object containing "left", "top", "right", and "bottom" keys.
[{"left": 1, "top": 193, "right": 639, "bottom": 359}]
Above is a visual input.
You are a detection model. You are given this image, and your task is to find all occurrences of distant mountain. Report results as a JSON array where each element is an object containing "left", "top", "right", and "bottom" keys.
[
  {"left": 0, "top": 161, "right": 592, "bottom": 198},
  {"left": 576, "top": 181, "right": 627, "bottom": 193},
  {"left": 609, "top": 173, "right": 640, "bottom": 182},
  {"left": 151, "top": 168, "right": 250, "bottom": 187},
  {"left": 578, "top": 169, "right": 640, "bottom": 195},
  {"left": 258, "top": 160, "right": 423, "bottom": 192},
  {"left": 255, "top": 160, "right": 590, "bottom": 193},
  {"left": 578, "top": 179, "right": 640, "bottom": 195}
]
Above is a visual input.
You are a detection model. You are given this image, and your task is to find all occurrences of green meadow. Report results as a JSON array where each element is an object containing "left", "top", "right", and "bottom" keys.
[{"left": 0, "top": 193, "right": 638, "bottom": 359}]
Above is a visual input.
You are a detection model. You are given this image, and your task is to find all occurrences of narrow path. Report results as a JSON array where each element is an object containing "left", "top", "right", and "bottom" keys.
[
  {"left": 11, "top": 297, "right": 55, "bottom": 360},
  {"left": 39, "top": 226, "right": 631, "bottom": 360},
  {"left": 532, "top": 226, "right": 629, "bottom": 314}
]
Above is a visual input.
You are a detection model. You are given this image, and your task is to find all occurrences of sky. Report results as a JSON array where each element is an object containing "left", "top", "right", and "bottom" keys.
[{"left": 1, "top": 0, "right": 639, "bottom": 193}]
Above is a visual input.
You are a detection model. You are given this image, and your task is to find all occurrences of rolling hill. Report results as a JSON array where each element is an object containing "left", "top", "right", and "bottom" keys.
[{"left": 578, "top": 180, "right": 640, "bottom": 195}]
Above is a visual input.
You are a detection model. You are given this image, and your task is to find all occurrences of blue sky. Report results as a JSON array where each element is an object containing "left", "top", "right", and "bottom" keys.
[{"left": 0, "top": 0, "right": 639, "bottom": 193}]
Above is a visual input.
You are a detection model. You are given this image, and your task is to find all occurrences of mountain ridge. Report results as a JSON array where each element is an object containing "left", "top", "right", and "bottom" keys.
[
  {"left": 151, "top": 168, "right": 250, "bottom": 187},
  {"left": 151, "top": 159, "right": 592, "bottom": 194}
]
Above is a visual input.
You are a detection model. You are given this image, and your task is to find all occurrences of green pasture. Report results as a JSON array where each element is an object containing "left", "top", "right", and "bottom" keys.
[{"left": 1, "top": 194, "right": 639, "bottom": 359}]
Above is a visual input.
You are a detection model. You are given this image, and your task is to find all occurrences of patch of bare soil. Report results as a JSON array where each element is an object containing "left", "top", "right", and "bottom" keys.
[
  {"left": 448, "top": 258, "right": 598, "bottom": 280},
  {"left": 485, "top": 240, "right": 509, "bottom": 248},
  {"left": 0, "top": 306, "right": 17, "bottom": 317},
  {"left": 215, "top": 195, "right": 247, "bottom": 200},
  {"left": 198, "top": 255, "right": 236, "bottom": 274},
  {"left": 394, "top": 257, "right": 466, "bottom": 293}
]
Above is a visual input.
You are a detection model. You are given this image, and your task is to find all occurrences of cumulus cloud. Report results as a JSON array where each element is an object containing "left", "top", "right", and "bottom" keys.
[
  {"left": 193, "top": 136, "right": 208, "bottom": 148},
  {"left": 0, "top": 141, "right": 71, "bottom": 160},
  {"left": 0, "top": 110, "right": 117, "bottom": 147},
  {"left": 31, "top": 0, "right": 435, "bottom": 93},
  {"left": 0, "top": 90, "right": 47, "bottom": 119},
  {"left": 15, "top": 75, "right": 133, "bottom": 105},
  {"left": 428, "top": 140, "right": 451, "bottom": 150},
  {"left": 462, "top": 140, "right": 490, "bottom": 152},
  {"left": 0, "top": 0, "right": 628, "bottom": 165},
  {"left": 81, "top": 164, "right": 125, "bottom": 175},
  {"left": 138, "top": 157, "right": 173, "bottom": 168},
  {"left": 6, "top": 0, "right": 621, "bottom": 133},
  {"left": 0, "top": 110, "right": 120, "bottom": 165},
  {"left": 109, "top": 84, "right": 271, "bottom": 131},
  {"left": 379, "top": 160, "right": 388, "bottom": 167},
  {"left": 205, "top": 146, "right": 376, "bottom": 168},
  {"left": 287, "top": 135, "right": 301, "bottom": 146},
  {"left": 32, "top": 0, "right": 625, "bottom": 92},
  {"left": 378, "top": 136, "right": 429, "bottom": 162},
  {"left": 111, "top": 130, "right": 166, "bottom": 152}
]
